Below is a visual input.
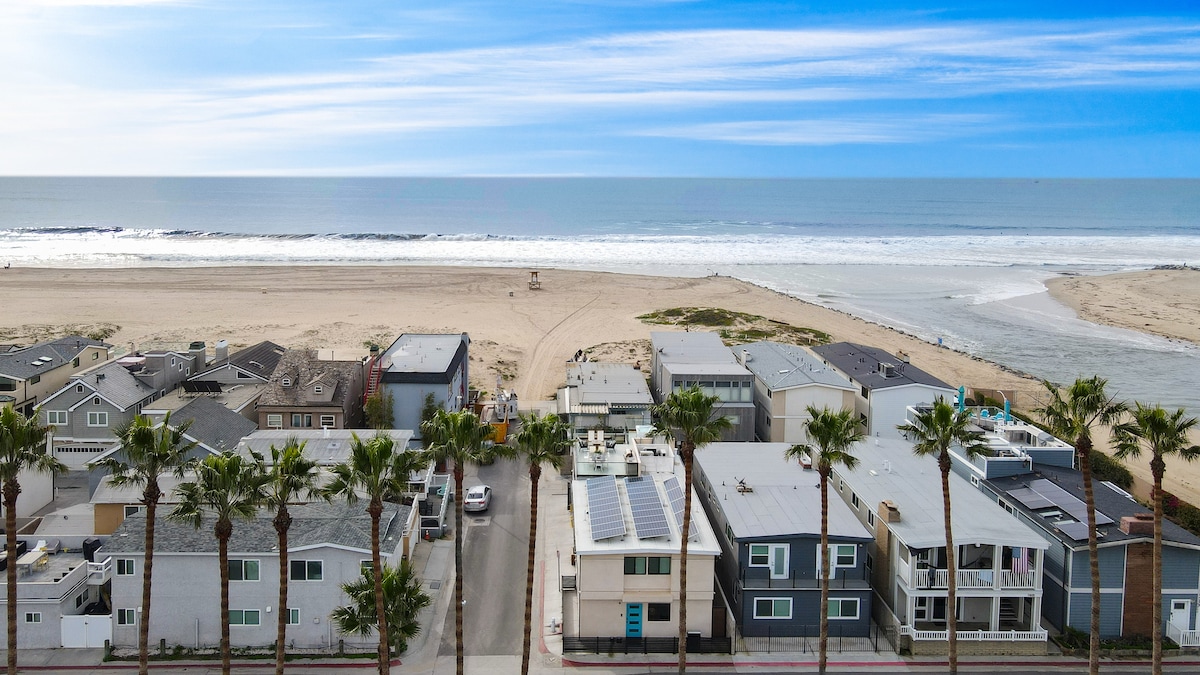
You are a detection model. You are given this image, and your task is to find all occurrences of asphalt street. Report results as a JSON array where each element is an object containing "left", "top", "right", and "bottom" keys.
[{"left": 438, "top": 456, "right": 531, "bottom": 658}]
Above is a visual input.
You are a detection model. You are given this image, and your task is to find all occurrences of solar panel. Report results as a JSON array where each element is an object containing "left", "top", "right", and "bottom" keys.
[
  {"left": 586, "top": 476, "right": 626, "bottom": 541},
  {"left": 1029, "top": 479, "right": 1114, "bottom": 526},
  {"left": 624, "top": 476, "right": 671, "bottom": 539},
  {"left": 1008, "top": 487, "right": 1054, "bottom": 511},
  {"left": 1057, "top": 522, "right": 1091, "bottom": 541},
  {"left": 663, "top": 475, "right": 696, "bottom": 540}
]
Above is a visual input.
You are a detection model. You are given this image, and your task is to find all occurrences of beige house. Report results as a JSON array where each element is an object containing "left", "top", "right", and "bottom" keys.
[
  {"left": 565, "top": 454, "right": 722, "bottom": 640},
  {"left": 732, "top": 341, "right": 856, "bottom": 443},
  {"left": 256, "top": 349, "right": 365, "bottom": 430},
  {"left": 0, "top": 336, "right": 110, "bottom": 416}
]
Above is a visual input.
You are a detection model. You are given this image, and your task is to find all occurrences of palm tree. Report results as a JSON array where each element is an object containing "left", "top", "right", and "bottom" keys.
[
  {"left": 1036, "top": 376, "right": 1126, "bottom": 675},
  {"left": 95, "top": 413, "right": 195, "bottom": 675},
  {"left": 787, "top": 406, "right": 863, "bottom": 675},
  {"left": 324, "top": 432, "right": 423, "bottom": 675},
  {"left": 897, "top": 398, "right": 987, "bottom": 675},
  {"left": 256, "top": 439, "right": 323, "bottom": 675},
  {"left": 0, "top": 407, "right": 66, "bottom": 675},
  {"left": 512, "top": 412, "right": 572, "bottom": 675},
  {"left": 332, "top": 560, "right": 432, "bottom": 655},
  {"left": 169, "top": 452, "right": 268, "bottom": 675},
  {"left": 1112, "top": 404, "right": 1199, "bottom": 675},
  {"left": 421, "top": 409, "right": 502, "bottom": 675},
  {"left": 650, "top": 385, "right": 731, "bottom": 675}
]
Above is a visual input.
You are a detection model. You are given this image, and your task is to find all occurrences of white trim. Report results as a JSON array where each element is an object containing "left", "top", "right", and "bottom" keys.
[
  {"left": 67, "top": 391, "right": 126, "bottom": 413},
  {"left": 752, "top": 596, "right": 793, "bottom": 620},
  {"left": 828, "top": 597, "right": 861, "bottom": 620}
]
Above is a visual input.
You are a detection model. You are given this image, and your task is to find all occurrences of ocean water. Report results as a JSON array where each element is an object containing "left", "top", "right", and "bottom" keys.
[{"left": 2, "top": 177, "right": 1198, "bottom": 411}]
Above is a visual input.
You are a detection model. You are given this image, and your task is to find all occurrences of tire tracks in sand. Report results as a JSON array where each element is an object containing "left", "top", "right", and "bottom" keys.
[{"left": 513, "top": 294, "right": 602, "bottom": 401}]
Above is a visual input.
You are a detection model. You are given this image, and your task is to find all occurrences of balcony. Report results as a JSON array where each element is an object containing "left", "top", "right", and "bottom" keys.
[
  {"left": 905, "top": 566, "right": 1038, "bottom": 590},
  {"left": 86, "top": 557, "right": 112, "bottom": 586},
  {"left": 900, "top": 626, "right": 1047, "bottom": 642},
  {"left": 739, "top": 566, "right": 870, "bottom": 591}
]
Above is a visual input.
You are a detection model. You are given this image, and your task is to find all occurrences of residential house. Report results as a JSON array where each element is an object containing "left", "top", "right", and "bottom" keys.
[
  {"left": 0, "top": 539, "right": 112, "bottom": 648},
  {"left": 87, "top": 396, "right": 259, "bottom": 534},
  {"left": 371, "top": 333, "right": 470, "bottom": 444},
  {"left": 257, "top": 349, "right": 365, "bottom": 431},
  {"left": 982, "top": 462, "right": 1200, "bottom": 644},
  {"left": 42, "top": 346, "right": 203, "bottom": 471},
  {"left": 811, "top": 343, "right": 955, "bottom": 440},
  {"left": 101, "top": 501, "right": 411, "bottom": 650},
  {"left": 731, "top": 342, "right": 857, "bottom": 443},
  {"left": 139, "top": 340, "right": 287, "bottom": 422},
  {"left": 0, "top": 336, "right": 110, "bottom": 416},
  {"left": 563, "top": 438, "right": 722, "bottom": 640},
  {"left": 832, "top": 437, "right": 1051, "bottom": 655},
  {"left": 558, "top": 362, "right": 653, "bottom": 435},
  {"left": 649, "top": 332, "right": 754, "bottom": 442},
  {"left": 693, "top": 442, "right": 874, "bottom": 638}
]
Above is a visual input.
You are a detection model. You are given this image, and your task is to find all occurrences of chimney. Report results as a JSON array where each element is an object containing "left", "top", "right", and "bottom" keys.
[
  {"left": 215, "top": 340, "right": 229, "bottom": 361},
  {"left": 1119, "top": 513, "right": 1154, "bottom": 536},
  {"left": 880, "top": 500, "right": 901, "bottom": 523}
]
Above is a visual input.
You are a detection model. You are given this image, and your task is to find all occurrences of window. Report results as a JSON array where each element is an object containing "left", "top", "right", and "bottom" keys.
[
  {"left": 865, "top": 552, "right": 874, "bottom": 572},
  {"left": 29, "top": 375, "right": 41, "bottom": 385},
  {"left": 117, "top": 609, "right": 136, "bottom": 625},
  {"left": 93, "top": 397, "right": 100, "bottom": 405},
  {"left": 116, "top": 558, "right": 135, "bottom": 576},
  {"left": 819, "top": 545, "right": 857, "bottom": 576},
  {"left": 623, "top": 556, "right": 671, "bottom": 575},
  {"left": 290, "top": 559, "right": 323, "bottom": 581},
  {"left": 288, "top": 608, "right": 300, "bottom": 625},
  {"left": 124, "top": 505, "right": 146, "bottom": 518},
  {"left": 236, "top": 371, "right": 253, "bottom": 379},
  {"left": 76, "top": 592, "right": 86, "bottom": 608},
  {"left": 47, "top": 411, "right": 67, "bottom": 425},
  {"left": 314, "top": 385, "right": 323, "bottom": 394},
  {"left": 229, "top": 610, "right": 261, "bottom": 626},
  {"left": 87, "top": 411, "right": 108, "bottom": 427},
  {"left": 970, "top": 475, "right": 981, "bottom": 487},
  {"left": 753, "top": 597, "right": 792, "bottom": 619},
  {"left": 229, "top": 559, "right": 260, "bottom": 582},
  {"left": 647, "top": 603, "right": 671, "bottom": 621},
  {"left": 266, "top": 414, "right": 283, "bottom": 429},
  {"left": 24, "top": 612, "right": 41, "bottom": 624},
  {"left": 320, "top": 415, "right": 335, "bottom": 428},
  {"left": 92, "top": 352, "right": 99, "bottom": 360},
  {"left": 725, "top": 524, "right": 734, "bottom": 543},
  {"left": 291, "top": 413, "right": 312, "bottom": 428},
  {"left": 827, "top": 598, "right": 860, "bottom": 620},
  {"left": 281, "top": 377, "right": 292, "bottom": 387},
  {"left": 73, "top": 357, "right": 80, "bottom": 367},
  {"left": 76, "top": 384, "right": 85, "bottom": 393},
  {"left": 1000, "top": 500, "right": 1014, "bottom": 514},
  {"left": 749, "top": 543, "right": 789, "bottom": 578},
  {"left": 867, "top": 511, "right": 876, "bottom": 527},
  {"left": 851, "top": 492, "right": 860, "bottom": 510},
  {"left": 361, "top": 560, "right": 374, "bottom": 575}
]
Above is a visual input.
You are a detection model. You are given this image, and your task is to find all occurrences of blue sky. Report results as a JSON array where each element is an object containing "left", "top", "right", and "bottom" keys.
[{"left": 3, "top": 1, "right": 1199, "bottom": 176}]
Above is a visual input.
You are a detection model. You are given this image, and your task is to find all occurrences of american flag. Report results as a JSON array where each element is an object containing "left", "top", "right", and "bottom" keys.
[{"left": 1011, "top": 547, "right": 1030, "bottom": 574}]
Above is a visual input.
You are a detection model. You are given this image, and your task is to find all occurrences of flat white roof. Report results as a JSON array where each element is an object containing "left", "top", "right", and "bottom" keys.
[
  {"left": 697, "top": 443, "right": 872, "bottom": 541},
  {"left": 564, "top": 362, "right": 653, "bottom": 405},
  {"left": 833, "top": 437, "right": 1048, "bottom": 550},
  {"left": 382, "top": 334, "right": 464, "bottom": 374},
  {"left": 236, "top": 429, "right": 414, "bottom": 465}
]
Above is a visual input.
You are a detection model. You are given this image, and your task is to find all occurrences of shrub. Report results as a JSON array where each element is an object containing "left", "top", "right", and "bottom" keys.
[{"left": 1089, "top": 449, "right": 1134, "bottom": 490}]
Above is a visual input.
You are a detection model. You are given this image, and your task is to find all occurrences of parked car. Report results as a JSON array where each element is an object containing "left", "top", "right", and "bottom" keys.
[{"left": 463, "top": 485, "right": 492, "bottom": 512}]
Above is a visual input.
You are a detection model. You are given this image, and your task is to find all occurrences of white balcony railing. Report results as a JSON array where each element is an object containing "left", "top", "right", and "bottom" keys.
[
  {"left": 86, "top": 557, "right": 112, "bottom": 585},
  {"left": 1000, "top": 570, "right": 1037, "bottom": 589},
  {"left": 907, "top": 567, "right": 1038, "bottom": 590},
  {"left": 901, "top": 627, "right": 1048, "bottom": 642}
]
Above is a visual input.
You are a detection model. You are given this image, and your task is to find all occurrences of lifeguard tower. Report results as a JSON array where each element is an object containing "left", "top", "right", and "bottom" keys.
[{"left": 528, "top": 270, "right": 542, "bottom": 290}]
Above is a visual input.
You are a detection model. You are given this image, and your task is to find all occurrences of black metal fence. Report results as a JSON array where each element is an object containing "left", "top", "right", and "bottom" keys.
[
  {"left": 563, "top": 636, "right": 733, "bottom": 655},
  {"left": 740, "top": 624, "right": 888, "bottom": 653}
]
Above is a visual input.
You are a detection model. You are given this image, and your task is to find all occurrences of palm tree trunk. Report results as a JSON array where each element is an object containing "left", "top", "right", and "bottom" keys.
[
  {"left": 274, "top": 508, "right": 290, "bottom": 675},
  {"left": 138, "top": 486, "right": 159, "bottom": 675},
  {"left": 1152, "top": 457, "right": 1165, "bottom": 675},
  {"left": 5, "top": 483, "right": 19, "bottom": 675},
  {"left": 677, "top": 448, "right": 693, "bottom": 675},
  {"left": 819, "top": 470, "right": 830, "bottom": 675},
  {"left": 521, "top": 464, "right": 541, "bottom": 675},
  {"left": 1077, "top": 439, "right": 1101, "bottom": 675},
  {"left": 940, "top": 457, "right": 958, "bottom": 675},
  {"left": 369, "top": 499, "right": 390, "bottom": 675},
  {"left": 217, "top": 523, "right": 232, "bottom": 675},
  {"left": 454, "top": 464, "right": 465, "bottom": 675}
]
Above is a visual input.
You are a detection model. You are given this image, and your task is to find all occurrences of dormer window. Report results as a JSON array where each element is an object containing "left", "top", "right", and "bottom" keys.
[
  {"left": 281, "top": 377, "right": 292, "bottom": 387},
  {"left": 314, "top": 385, "right": 323, "bottom": 395},
  {"left": 76, "top": 385, "right": 84, "bottom": 393}
]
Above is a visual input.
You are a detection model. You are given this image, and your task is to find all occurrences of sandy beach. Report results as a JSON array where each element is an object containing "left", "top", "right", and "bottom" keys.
[
  {"left": 1046, "top": 268, "right": 1200, "bottom": 346},
  {"left": 3, "top": 264, "right": 1197, "bottom": 503}
]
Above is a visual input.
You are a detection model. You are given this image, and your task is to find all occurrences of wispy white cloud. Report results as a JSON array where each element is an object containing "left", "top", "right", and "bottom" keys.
[{"left": 3, "top": 18, "right": 1200, "bottom": 173}]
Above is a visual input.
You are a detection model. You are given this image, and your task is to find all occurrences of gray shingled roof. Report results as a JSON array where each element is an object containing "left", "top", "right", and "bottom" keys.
[
  {"left": 0, "top": 335, "right": 106, "bottom": 380},
  {"left": 733, "top": 341, "right": 855, "bottom": 391},
  {"left": 103, "top": 501, "right": 408, "bottom": 554},
  {"left": 170, "top": 396, "right": 259, "bottom": 452},
  {"left": 193, "top": 340, "right": 286, "bottom": 381},
  {"left": 73, "top": 361, "right": 154, "bottom": 410},
  {"left": 811, "top": 342, "right": 952, "bottom": 391}
]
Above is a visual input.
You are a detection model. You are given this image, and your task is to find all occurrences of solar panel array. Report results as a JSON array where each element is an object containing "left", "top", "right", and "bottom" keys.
[
  {"left": 183, "top": 381, "right": 222, "bottom": 393},
  {"left": 663, "top": 475, "right": 686, "bottom": 531},
  {"left": 624, "top": 477, "right": 671, "bottom": 539},
  {"left": 586, "top": 476, "right": 626, "bottom": 541},
  {"left": 1028, "top": 479, "right": 1114, "bottom": 525},
  {"left": 1056, "top": 521, "right": 1091, "bottom": 541}
]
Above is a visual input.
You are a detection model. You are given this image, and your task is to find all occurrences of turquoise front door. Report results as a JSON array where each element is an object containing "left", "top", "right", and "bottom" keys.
[{"left": 626, "top": 603, "right": 643, "bottom": 637}]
